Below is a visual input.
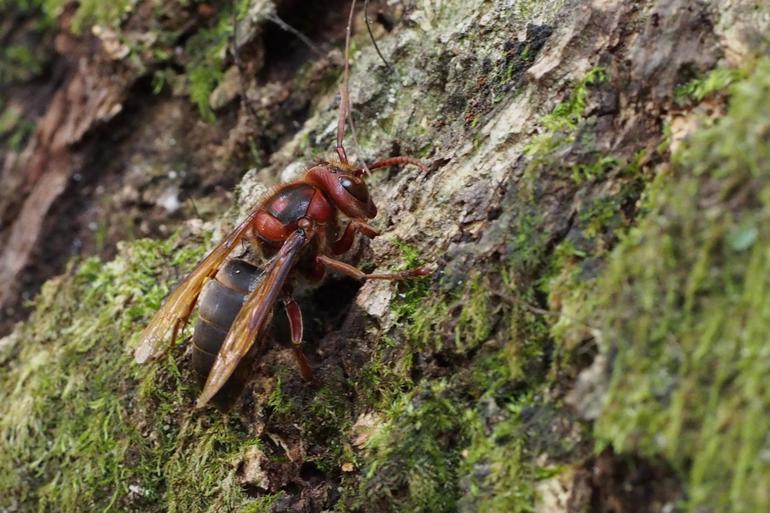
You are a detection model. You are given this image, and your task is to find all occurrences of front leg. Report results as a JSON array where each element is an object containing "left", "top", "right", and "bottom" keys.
[
  {"left": 333, "top": 220, "right": 380, "bottom": 254},
  {"left": 316, "top": 254, "right": 432, "bottom": 281}
]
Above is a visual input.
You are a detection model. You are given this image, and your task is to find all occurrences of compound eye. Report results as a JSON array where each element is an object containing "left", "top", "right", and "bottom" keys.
[{"left": 339, "top": 176, "right": 369, "bottom": 203}]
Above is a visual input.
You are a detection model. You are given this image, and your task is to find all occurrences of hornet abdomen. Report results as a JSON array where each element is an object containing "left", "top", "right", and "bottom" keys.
[{"left": 192, "top": 259, "right": 265, "bottom": 379}]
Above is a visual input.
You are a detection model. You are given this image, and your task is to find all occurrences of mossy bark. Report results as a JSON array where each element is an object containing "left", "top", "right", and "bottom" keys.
[{"left": 1, "top": 1, "right": 769, "bottom": 512}]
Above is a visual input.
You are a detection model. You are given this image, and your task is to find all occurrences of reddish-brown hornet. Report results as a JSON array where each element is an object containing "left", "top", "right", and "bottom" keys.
[{"left": 134, "top": 0, "right": 431, "bottom": 408}]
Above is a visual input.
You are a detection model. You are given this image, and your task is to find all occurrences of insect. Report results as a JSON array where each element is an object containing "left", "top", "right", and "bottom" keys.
[{"left": 134, "top": 0, "right": 431, "bottom": 408}]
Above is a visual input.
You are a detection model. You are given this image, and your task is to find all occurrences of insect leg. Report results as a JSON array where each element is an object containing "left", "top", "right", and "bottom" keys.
[
  {"left": 170, "top": 316, "right": 185, "bottom": 348},
  {"left": 283, "top": 296, "right": 315, "bottom": 382},
  {"left": 316, "top": 254, "right": 433, "bottom": 281},
  {"left": 333, "top": 220, "right": 380, "bottom": 254}
]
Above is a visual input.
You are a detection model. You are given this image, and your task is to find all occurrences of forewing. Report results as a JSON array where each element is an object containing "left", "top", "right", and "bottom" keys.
[
  {"left": 196, "top": 229, "right": 309, "bottom": 407},
  {"left": 134, "top": 209, "right": 261, "bottom": 364}
]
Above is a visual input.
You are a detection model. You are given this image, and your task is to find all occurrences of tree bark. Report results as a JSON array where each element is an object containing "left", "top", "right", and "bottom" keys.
[{"left": 0, "top": 1, "right": 768, "bottom": 512}]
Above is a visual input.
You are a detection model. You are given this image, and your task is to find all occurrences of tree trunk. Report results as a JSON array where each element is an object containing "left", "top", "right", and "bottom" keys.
[{"left": 1, "top": 0, "right": 769, "bottom": 511}]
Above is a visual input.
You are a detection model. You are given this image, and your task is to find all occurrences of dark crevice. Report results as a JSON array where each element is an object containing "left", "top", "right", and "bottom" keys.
[
  {"left": 579, "top": 449, "right": 683, "bottom": 513},
  {"left": 260, "top": 0, "right": 359, "bottom": 84},
  {"left": 302, "top": 275, "right": 362, "bottom": 346},
  {"left": 299, "top": 460, "right": 324, "bottom": 481}
]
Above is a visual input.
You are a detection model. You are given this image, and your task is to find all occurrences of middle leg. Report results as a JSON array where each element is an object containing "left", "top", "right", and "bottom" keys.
[{"left": 316, "top": 254, "right": 433, "bottom": 281}]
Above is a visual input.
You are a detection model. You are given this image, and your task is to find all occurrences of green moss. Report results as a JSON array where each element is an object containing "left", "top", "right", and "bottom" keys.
[
  {"left": 180, "top": 0, "right": 254, "bottom": 121},
  {"left": 354, "top": 335, "right": 413, "bottom": 410},
  {"left": 453, "top": 276, "right": 494, "bottom": 352},
  {"left": 162, "top": 418, "right": 263, "bottom": 513},
  {"left": 390, "top": 232, "right": 497, "bottom": 356},
  {"left": 0, "top": 104, "right": 35, "bottom": 151},
  {"left": 358, "top": 380, "right": 465, "bottom": 513},
  {"left": 349, "top": 214, "right": 565, "bottom": 512},
  {"left": 459, "top": 395, "right": 543, "bottom": 513},
  {"left": 546, "top": 67, "right": 607, "bottom": 129},
  {"left": 0, "top": 2, "right": 53, "bottom": 88},
  {"left": 523, "top": 90, "right": 649, "bottom": 364},
  {"left": 570, "top": 155, "right": 618, "bottom": 185},
  {"left": 0, "top": 0, "right": 55, "bottom": 25},
  {"left": 387, "top": 239, "right": 445, "bottom": 353},
  {"left": 397, "top": 273, "right": 491, "bottom": 355},
  {"left": 675, "top": 66, "right": 746, "bottom": 104},
  {"left": 523, "top": 67, "right": 609, "bottom": 186},
  {"left": 1, "top": 45, "right": 44, "bottom": 81},
  {"left": 241, "top": 492, "right": 286, "bottom": 513},
  {"left": 188, "top": 63, "right": 223, "bottom": 122},
  {"left": 0, "top": 233, "right": 282, "bottom": 512},
  {"left": 305, "top": 384, "right": 357, "bottom": 472},
  {"left": 354, "top": 359, "right": 566, "bottom": 513},
  {"left": 525, "top": 67, "right": 607, "bottom": 159},
  {"left": 262, "top": 367, "right": 358, "bottom": 475},
  {"left": 184, "top": 14, "right": 231, "bottom": 122},
  {"left": 70, "top": 0, "right": 135, "bottom": 33},
  {"left": 589, "top": 58, "right": 770, "bottom": 512},
  {"left": 24, "top": 0, "right": 135, "bottom": 33},
  {"left": 266, "top": 375, "right": 294, "bottom": 415}
]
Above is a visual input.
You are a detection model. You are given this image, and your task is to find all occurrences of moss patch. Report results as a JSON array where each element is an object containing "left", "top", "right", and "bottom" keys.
[
  {"left": 184, "top": 8, "right": 237, "bottom": 122},
  {"left": 0, "top": 233, "right": 282, "bottom": 512},
  {"left": 68, "top": 0, "right": 136, "bottom": 34},
  {"left": 524, "top": 66, "right": 609, "bottom": 185},
  {"left": 589, "top": 58, "right": 770, "bottom": 512},
  {"left": 347, "top": 236, "right": 569, "bottom": 512},
  {"left": 675, "top": 66, "right": 747, "bottom": 105},
  {"left": 351, "top": 282, "right": 571, "bottom": 513},
  {"left": 0, "top": 2, "right": 54, "bottom": 89},
  {"left": 459, "top": 394, "right": 570, "bottom": 513},
  {"left": 343, "top": 59, "right": 652, "bottom": 511},
  {"left": 358, "top": 379, "right": 465, "bottom": 513}
]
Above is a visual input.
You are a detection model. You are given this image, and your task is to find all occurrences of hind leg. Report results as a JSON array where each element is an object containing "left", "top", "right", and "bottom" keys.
[{"left": 283, "top": 296, "right": 315, "bottom": 383}]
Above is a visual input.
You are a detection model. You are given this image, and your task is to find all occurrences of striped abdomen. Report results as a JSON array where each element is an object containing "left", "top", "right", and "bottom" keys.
[{"left": 192, "top": 259, "right": 265, "bottom": 379}]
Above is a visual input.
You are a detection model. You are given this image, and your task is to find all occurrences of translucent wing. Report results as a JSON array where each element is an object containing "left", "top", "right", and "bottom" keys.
[
  {"left": 196, "top": 228, "right": 310, "bottom": 407},
  {"left": 134, "top": 209, "right": 262, "bottom": 364}
]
